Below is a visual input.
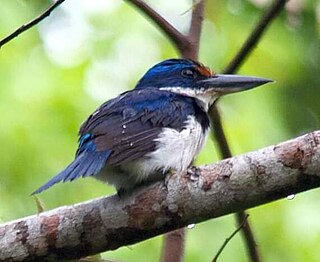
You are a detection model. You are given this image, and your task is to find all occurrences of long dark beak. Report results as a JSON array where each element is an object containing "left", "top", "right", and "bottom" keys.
[{"left": 199, "top": 74, "right": 273, "bottom": 94}]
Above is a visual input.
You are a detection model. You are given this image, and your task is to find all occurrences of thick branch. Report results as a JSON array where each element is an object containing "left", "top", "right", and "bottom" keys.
[
  {"left": 1, "top": 131, "right": 320, "bottom": 261},
  {"left": 0, "top": 0, "right": 65, "bottom": 49}
]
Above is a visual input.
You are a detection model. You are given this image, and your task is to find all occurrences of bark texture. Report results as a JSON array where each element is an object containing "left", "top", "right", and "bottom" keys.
[{"left": 1, "top": 131, "right": 320, "bottom": 261}]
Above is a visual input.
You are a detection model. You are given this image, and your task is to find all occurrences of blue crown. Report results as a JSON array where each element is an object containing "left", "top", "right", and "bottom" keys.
[{"left": 135, "top": 59, "right": 211, "bottom": 90}]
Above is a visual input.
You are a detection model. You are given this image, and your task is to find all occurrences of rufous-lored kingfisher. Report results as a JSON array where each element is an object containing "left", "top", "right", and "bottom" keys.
[{"left": 32, "top": 59, "right": 272, "bottom": 195}]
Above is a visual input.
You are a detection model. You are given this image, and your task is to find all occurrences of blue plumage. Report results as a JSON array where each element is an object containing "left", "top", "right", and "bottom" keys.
[
  {"left": 136, "top": 59, "right": 209, "bottom": 90},
  {"left": 32, "top": 136, "right": 111, "bottom": 194},
  {"left": 33, "top": 58, "right": 271, "bottom": 195}
]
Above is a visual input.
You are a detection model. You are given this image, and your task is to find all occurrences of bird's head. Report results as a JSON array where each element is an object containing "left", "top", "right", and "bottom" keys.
[{"left": 135, "top": 59, "right": 272, "bottom": 110}]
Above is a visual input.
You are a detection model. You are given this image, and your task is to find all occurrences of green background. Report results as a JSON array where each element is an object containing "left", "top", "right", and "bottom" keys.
[{"left": 0, "top": 0, "right": 320, "bottom": 261}]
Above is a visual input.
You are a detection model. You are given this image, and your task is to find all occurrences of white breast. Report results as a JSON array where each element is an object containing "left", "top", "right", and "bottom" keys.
[
  {"left": 97, "top": 115, "right": 209, "bottom": 191},
  {"left": 129, "top": 115, "right": 209, "bottom": 182}
]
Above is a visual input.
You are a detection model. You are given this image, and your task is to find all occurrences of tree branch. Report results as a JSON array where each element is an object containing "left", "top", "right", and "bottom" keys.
[
  {"left": 188, "top": 0, "right": 205, "bottom": 43},
  {"left": 235, "top": 210, "right": 259, "bottom": 262},
  {"left": 210, "top": 1, "right": 287, "bottom": 260},
  {"left": 211, "top": 0, "right": 287, "bottom": 161},
  {"left": 160, "top": 229, "right": 185, "bottom": 262},
  {"left": 209, "top": 106, "right": 260, "bottom": 261},
  {"left": 0, "top": 0, "right": 65, "bottom": 49},
  {"left": 1, "top": 131, "right": 320, "bottom": 261},
  {"left": 0, "top": 1, "right": 290, "bottom": 261},
  {"left": 183, "top": 0, "right": 205, "bottom": 60}
]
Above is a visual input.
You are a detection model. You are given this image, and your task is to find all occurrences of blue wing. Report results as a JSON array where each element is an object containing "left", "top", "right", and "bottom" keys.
[
  {"left": 79, "top": 89, "right": 210, "bottom": 165},
  {"left": 32, "top": 89, "right": 209, "bottom": 194}
]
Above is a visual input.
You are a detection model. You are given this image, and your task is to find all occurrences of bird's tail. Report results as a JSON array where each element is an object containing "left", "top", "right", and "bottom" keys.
[{"left": 31, "top": 150, "right": 111, "bottom": 195}]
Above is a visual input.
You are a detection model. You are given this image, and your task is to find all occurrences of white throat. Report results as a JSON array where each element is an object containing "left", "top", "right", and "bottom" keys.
[{"left": 160, "top": 87, "right": 218, "bottom": 111}]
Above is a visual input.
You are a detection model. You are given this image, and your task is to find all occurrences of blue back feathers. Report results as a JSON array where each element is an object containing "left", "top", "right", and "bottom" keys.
[{"left": 32, "top": 133, "right": 111, "bottom": 194}]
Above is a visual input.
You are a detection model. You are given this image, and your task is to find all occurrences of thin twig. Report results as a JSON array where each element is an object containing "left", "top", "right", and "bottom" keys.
[
  {"left": 209, "top": 104, "right": 232, "bottom": 159},
  {"left": 210, "top": 1, "right": 287, "bottom": 261},
  {"left": 124, "top": 0, "right": 187, "bottom": 55},
  {"left": 209, "top": 107, "right": 261, "bottom": 261},
  {"left": 0, "top": 0, "right": 65, "bottom": 49},
  {"left": 235, "top": 211, "right": 259, "bottom": 261},
  {"left": 209, "top": 1, "right": 288, "bottom": 261},
  {"left": 223, "top": 0, "right": 287, "bottom": 74},
  {"left": 212, "top": 215, "right": 250, "bottom": 262}
]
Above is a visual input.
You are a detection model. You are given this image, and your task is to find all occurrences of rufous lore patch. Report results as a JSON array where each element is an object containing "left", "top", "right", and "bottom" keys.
[{"left": 195, "top": 64, "right": 214, "bottom": 77}]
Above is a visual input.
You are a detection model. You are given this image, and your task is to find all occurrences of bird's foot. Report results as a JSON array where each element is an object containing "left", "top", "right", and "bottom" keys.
[{"left": 187, "top": 166, "right": 201, "bottom": 181}]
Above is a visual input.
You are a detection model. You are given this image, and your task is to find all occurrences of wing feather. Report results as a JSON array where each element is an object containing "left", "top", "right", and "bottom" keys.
[{"left": 78, "top": 89, "right": 207, "bottom": 167}]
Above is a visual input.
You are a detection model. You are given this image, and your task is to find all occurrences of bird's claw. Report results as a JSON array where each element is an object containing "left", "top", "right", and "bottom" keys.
[{"left": 187, "top": 166, "right": 201, "bottom": 181}]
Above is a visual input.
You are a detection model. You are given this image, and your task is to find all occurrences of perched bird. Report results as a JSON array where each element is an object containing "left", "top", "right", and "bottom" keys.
[{"left": 32, "top": 59, "right": 272, "bottom": 195}]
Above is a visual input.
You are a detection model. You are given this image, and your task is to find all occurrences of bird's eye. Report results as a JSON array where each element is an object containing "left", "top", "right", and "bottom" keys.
[{"left": 181, "top": 69, "right": 196, "bottom": 78}]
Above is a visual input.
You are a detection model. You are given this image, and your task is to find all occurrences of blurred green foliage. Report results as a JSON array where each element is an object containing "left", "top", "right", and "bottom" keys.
[{"left": 0, "top": 0, "right": 320, "bottom": 261}]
